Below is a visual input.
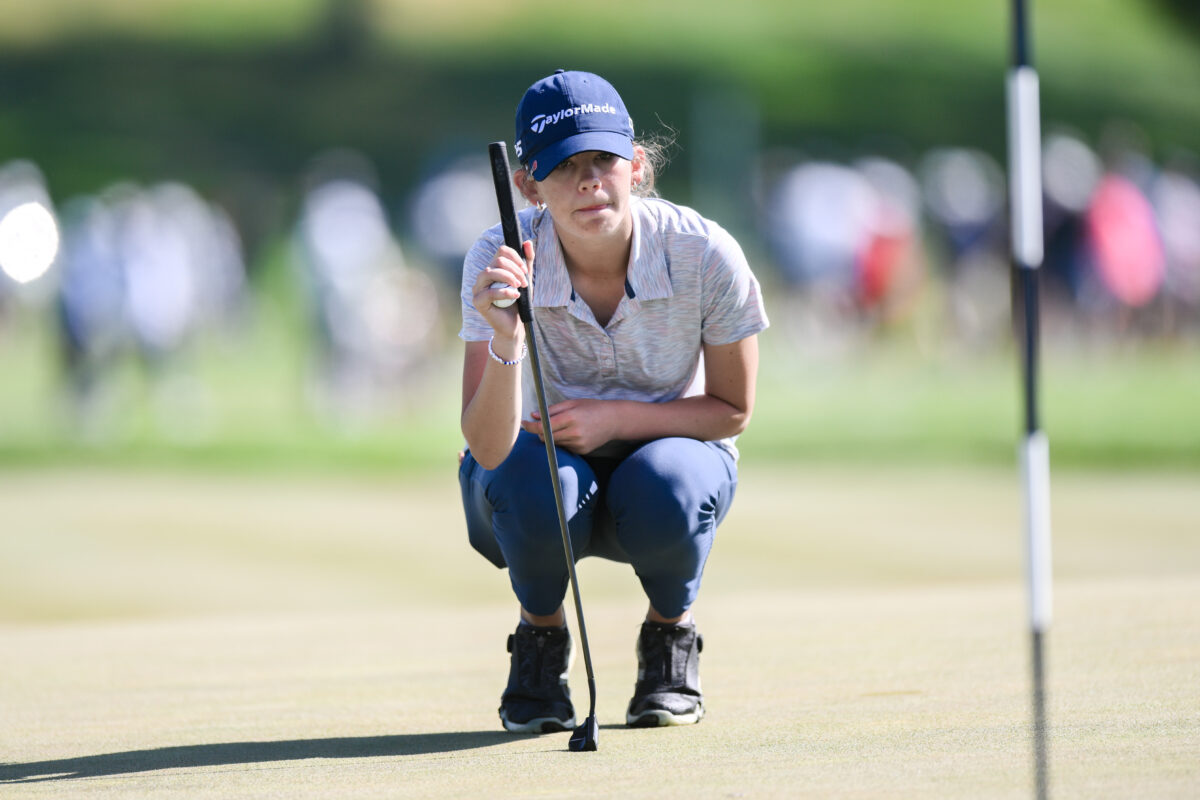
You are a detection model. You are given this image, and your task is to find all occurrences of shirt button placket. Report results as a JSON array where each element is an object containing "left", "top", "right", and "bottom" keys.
[{"left": 599, "top": 336, "right": 617, "bottom": 379}]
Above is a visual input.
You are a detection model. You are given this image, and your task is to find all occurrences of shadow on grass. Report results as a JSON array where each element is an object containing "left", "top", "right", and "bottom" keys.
[{"left": 0, "top": 731, "right": 534, "bottom": 783}]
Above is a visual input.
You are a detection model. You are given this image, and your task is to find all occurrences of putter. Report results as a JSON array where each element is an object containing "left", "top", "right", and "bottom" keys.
[{"left": 488, "top": 141, "right": 599, "bottom": 752}]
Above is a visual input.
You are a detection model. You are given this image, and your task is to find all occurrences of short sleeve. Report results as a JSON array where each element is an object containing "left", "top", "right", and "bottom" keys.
[
  {"left": 700, "top": 224, "right": 770, "bottom": 346},
  {"left": 459, "top": 224, "right": 504, "bottom": 342}
]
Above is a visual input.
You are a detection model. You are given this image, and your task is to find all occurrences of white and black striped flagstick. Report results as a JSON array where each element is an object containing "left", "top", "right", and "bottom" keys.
[{"left": 1006, "top": 1, "right": 1052, "bottom": 798}]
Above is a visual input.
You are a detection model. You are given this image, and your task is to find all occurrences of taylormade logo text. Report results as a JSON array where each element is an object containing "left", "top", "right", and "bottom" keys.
[{"left": 530, "top": 103, "right": 618, "bottom": 134}]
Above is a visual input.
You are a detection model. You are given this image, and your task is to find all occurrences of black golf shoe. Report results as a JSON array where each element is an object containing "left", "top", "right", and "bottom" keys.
[
  {"left": 626, "top": 620, "right": 705, "bottom": 727},
  {"left": 499, "top": 623, "right": 576, "bottom": 734}
]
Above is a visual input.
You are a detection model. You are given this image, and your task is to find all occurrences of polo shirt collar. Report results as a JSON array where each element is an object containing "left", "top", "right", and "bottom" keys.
[
  {"left": 529, "top": 209, "right": 573, "bottom": 309},
  {"left": 626, "top": 199, "right": 674, "bottom": 301}
]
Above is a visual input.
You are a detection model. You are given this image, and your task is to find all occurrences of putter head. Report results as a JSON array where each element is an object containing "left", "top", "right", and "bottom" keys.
[{"left": 568, "top": 715, "right": 599, "bottom": 751}]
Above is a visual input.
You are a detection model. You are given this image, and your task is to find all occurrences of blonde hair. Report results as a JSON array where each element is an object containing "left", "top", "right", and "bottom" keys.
[{"left": 632, "top": 132, "right": 674, "bottom": 198}]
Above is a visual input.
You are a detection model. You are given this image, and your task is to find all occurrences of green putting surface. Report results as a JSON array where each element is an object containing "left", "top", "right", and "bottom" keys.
[{"left": 1, "top": 465, "right": 1197, "bottom": 797}]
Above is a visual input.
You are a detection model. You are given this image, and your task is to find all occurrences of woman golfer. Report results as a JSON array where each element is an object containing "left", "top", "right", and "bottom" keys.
[{"left": 458, "top": 69, "right": 768, "bottom": 733}]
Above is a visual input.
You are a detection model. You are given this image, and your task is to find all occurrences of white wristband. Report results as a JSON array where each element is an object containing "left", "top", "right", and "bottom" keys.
[{"left": 488, "top": 336, "right": 527, "bottom": 366}]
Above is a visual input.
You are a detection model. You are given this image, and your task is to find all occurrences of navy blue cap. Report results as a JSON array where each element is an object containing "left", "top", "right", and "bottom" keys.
[{"left": 514, "top": 70, "right": 635, "bottom": 181}]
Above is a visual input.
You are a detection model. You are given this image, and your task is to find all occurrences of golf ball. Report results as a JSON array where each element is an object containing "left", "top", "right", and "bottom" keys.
[{"left": 491, "top": 281, "right": 515, "bottom": 308}]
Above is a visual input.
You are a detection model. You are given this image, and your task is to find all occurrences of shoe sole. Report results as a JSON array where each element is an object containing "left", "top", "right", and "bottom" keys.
[
  {"left": 625, "top": 703, "right": 705, "bottom": 728},
  {"left": 500, "top": 712, "right": 577, "bottom": 734}
]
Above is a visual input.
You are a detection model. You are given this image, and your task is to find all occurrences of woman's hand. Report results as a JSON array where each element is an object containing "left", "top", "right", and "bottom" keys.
[
  {"left": 516, "top": 336, "right": 759, "bottom": 456},
  {"left": 522, "top": 398, "right": 619, "bottom": 455},
  {"left": 471, "top": 240, "right": 533, "bottom": 339}
]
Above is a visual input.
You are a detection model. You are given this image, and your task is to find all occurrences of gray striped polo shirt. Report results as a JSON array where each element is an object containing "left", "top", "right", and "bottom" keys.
[{"left": 460, "top": 197, "right": 769, "bottom": 460}]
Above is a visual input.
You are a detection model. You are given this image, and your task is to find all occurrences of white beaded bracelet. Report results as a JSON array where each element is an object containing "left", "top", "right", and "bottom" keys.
[{"left": 488, "top": 336, "right": 527, "bottom": 366}]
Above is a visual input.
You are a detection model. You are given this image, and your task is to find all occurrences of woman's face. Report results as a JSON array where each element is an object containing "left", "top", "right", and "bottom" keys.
[{"left": 528, "top": 148, "right": 646, "bottom": 246}]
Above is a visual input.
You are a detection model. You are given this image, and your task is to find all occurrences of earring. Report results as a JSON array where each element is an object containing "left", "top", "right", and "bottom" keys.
[{"left": 536, "top": 202, "right": 547, "bottom": 211}]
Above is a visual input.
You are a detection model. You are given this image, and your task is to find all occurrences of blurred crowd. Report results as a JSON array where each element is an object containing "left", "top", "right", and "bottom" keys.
[
  {"left": 0, "top": 123, "right": 1197, "bottom": 434},
  {"left": 757, "top": 127, "right": 1200, "bottom": 354}
]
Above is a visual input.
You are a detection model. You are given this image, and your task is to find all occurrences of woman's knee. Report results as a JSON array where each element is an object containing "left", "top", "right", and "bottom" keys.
[
  {"left": 608, "top": 438, "right": 736, "bottom": 533},
  {"left": 484, "top": 432, "right": 597, "bottom": 553}
]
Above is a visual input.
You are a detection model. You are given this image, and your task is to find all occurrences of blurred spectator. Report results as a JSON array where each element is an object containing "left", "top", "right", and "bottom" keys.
[
  {"left": 919, "top": 147, "right": 1006, "bottom": 266},
  {"left": 120, "top": 186, "right": 204, "bottom": 368},
  {"left": 407, "top": 154, "right": 501, "bottom": 287},
  {"left": 917, "top": 147, "right": 1009, "bottom": 346},
  {"left": 55, "top": 194, "right": 127, "bottom": 430},
  {"left": 1041, "top": 130, "right": 1103, "bottom": 313},
  {"left": 294, "top": 149, "right": 442, "bottom": 425},
  {"left": 760, "top": 154, "right": 929, "bottom": 353},
  {"left": 766, "top": 159, "right": 876, "bottom": 293},
  {"left": 53, "top": 181, "right": 249, "bottom": 436},
  {"left": 1052, "top": 124, "right": 1166, "bottom": 337},
  {"left": 1085, "top": 171, "right": 1165, "bottom": 311},
  {"left": 852, "top": 156, "right": 926, "bottom": 320},
  {"left": 761, "top": 158, "right": 874, "bottom": 354},
  {"left": 1151, "top": 156, "right": 1200, "bottom": 332}
]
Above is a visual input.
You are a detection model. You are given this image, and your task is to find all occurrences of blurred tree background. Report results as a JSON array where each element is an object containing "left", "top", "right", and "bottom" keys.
[
  {"left": 2, "top": 0, "right": 1196, "bottom": 257},
  {"left": 0, "top": 0, "right": 1197, "bottom": 471}
]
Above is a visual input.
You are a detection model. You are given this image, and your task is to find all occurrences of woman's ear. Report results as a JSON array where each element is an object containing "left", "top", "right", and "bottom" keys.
[{"left": 513, "top": 168, "right": 541, "bottom": 207}]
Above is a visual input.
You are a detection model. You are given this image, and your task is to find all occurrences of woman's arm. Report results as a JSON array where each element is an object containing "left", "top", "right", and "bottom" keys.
[
  {"left": 520, "top": 335, "right": 759, "bottom": 454},
  {"left": 460, "top": 242, "right": 532, "bottom": 470},
  {"left": 460, "top": 338, "right": 525, "bottom": 469}
]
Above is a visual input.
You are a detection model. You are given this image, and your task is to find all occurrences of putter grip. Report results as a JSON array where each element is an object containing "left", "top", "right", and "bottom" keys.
[{"left": 488, "top": 141, "right": 531, "bottom": 322}]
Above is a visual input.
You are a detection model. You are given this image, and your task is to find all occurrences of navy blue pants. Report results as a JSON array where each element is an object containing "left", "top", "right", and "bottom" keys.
[{"left": 459, "top": 430, "right": 738, "bottom": 619}]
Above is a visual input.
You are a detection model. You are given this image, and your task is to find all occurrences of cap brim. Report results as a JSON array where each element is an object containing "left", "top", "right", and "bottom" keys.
[{"left": 529, "top": 132, "right": 634, "bottom": 181}]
